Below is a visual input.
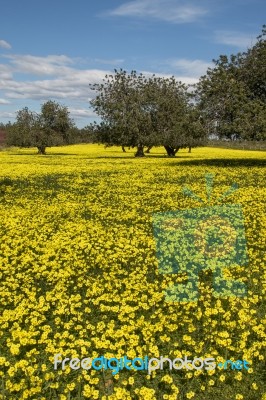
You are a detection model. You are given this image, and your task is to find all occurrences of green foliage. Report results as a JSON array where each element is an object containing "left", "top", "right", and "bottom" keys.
[
  {"left": 240, "top": 25, "right": 266, "bottom": 102},
  {"left": 197, "top": 26, "right": 266, "bottom": 141},
  {"left": 6, "top": 101, "right": 75, "bottom": 154},
  {"left": 90, "top": 70, "right": 206, "bottom": 156}
]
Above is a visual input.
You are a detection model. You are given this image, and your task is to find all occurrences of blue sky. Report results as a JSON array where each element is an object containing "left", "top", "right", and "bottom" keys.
[{"left": 0, "top": 0, "right": 265, "bottom": 127}]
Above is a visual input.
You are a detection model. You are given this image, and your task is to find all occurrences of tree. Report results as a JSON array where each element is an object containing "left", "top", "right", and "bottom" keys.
[
  {"left": 239, "top": 25, "right": 266, "bottom": 102},
  {"left": 196, "top": 26, "right": 266, "bottom": 141},
  {"left": 6, "top": 107, "right": 40, "bottom": 148},
  {"left": 91, "top": 70, "right": 157, "bottom": 157},
  {"left": 147, "top": 77, "right": 206, "bottom": 155},
  {"left": 38, "top": 101, "right": 74, "bottom": 153},
  {"left": 145, "top": 75, "right": 186, "bottom": 156},
  {"left": 7, "top": 101, "right": 74, "bottom": 154},
  {"left": 90, "top": 70, "right": 206, "bottom": 157}
]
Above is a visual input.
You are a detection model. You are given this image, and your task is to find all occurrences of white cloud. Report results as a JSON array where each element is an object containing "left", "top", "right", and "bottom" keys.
[
  {"left": 69, "top": 108, "right": 98, "bottom": 119},
  {"left": 0, "top": 111, "right": 14, "bottom": 118},
  {"left": 141, "top": 58, "right": 211, "bottom": 84},
  {"left": 0, "top": 54, "right": 111, "bottom": 101},
  {"left": 0, "top": 40, "right": 11, "bottom": 49},
  {"left": 175, "top": 76, "right": 199, "bottom": 85},
  {"left": 169, "top": 58, "right": 212, "bottom": 78},
  {"left": 0, "top": 64, "right": 13, "bottom": 80},
  {"left": 0, "top": 53, "right": 205, "bottom": 104},
  {"left": 5, "top": 54, "right": 74, "bottom": 76},
  {"left": 214, "top": 30, "right": 256, "bottom": 48},
  {"left": 106, "top": 0, "right": 207, "bottom": 23},
  {"left": 141, "top": 69, "right": 199, "bottom": 85},
  {"left": 0, "top": 98, "right": 10, "bottom": 104}
]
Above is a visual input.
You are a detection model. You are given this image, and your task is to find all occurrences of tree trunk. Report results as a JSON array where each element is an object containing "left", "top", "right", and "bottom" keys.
[
  {"left": 145, "top": 146, "right": 153, "bottom": 153},
  {"left": 164, "top": 146, "right": 181, "bottom": 156},
  {"left": 188, "top": 146, "right": 192, "bottom": 153},
  {"left": 164, "top": 145, "right": 175, "bottom": 157},
  {"left": 135, "top": 145, "right": 145, "bottom": 157},
  {"left": 37, "top": 146, "right": 46, "bottom": 155},
  {"left": 122, "top": 146, "right": 126, "bottom": 152}
]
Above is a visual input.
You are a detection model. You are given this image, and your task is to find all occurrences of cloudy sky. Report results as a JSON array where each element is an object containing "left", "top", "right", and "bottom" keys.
[{"left": 0, "top": 0, "right": 264, "bottom": 127}]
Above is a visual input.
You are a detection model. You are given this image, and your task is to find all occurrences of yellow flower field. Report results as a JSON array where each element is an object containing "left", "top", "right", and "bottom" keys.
[{"left": 0, "top": 144, "right": 265, "bottom": 400}]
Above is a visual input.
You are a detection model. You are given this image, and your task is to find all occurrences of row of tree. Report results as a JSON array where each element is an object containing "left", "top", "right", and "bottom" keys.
[{"left": 5, "top": 26, "right": 265, "bottom": 156}]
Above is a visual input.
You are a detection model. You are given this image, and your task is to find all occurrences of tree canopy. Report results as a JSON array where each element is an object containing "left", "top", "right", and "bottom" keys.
[
  {"left": 196, "top": 26, "right": 266, "bottom": 141},
  {"left": 90, "top": 70, "right": 206, "bottom": 156},
  {"left": 7, "top": 101, "right": 74, "bottom": 154}
]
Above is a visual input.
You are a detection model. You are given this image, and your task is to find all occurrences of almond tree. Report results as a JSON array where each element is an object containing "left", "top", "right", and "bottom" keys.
[
  {"left": 90, "top": 70, "right": 206, "bottom": 157},
  {"left": 197, "top": 26, "right": 266, "bottom": 141},
  {"left": 7, "top": 101, "right": 74, "bottom": 154}
]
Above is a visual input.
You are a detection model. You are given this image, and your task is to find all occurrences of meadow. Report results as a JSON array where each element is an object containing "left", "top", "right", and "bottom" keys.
[{"left": 0, "top": 144, "right": 265, "bottom": 400}]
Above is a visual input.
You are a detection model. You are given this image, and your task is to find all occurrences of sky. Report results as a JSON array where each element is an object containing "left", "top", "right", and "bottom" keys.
[{"left": 0, "top": 0, "right": 265, "bottom": 127}]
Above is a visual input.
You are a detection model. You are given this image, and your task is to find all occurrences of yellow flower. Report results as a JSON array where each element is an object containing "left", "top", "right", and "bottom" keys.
[
  {"left": 235, "top": 372, "right": 243, "bottom": 381},
  {"left": 67, "top": 383, "right": 75, "bottom": 391},
  {"left": 252, "top": 383, "right": 258, "bottom": 390},
  {"left": 0, "top": 144, "right": 265, "bottom": 399},
  {"left": 128, "top": 377, "right": 134, "bottom": 385}
]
